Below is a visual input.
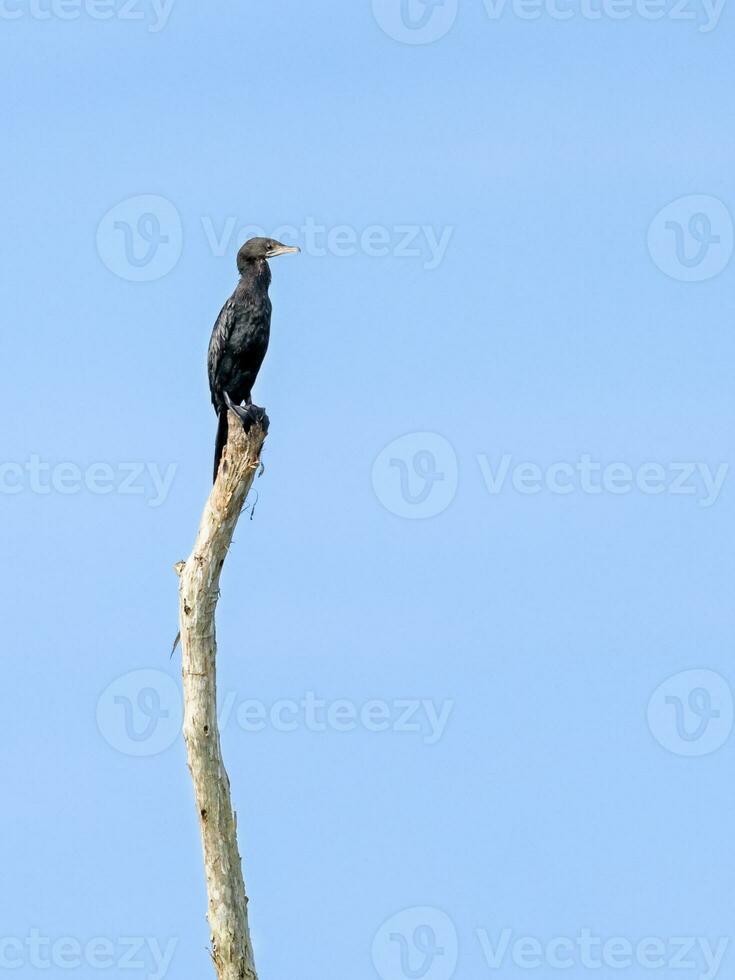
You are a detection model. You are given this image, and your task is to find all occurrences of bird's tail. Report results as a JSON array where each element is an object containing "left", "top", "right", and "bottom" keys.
[{"left": 213, "top": 409, "right": 228, "bottom": 483}]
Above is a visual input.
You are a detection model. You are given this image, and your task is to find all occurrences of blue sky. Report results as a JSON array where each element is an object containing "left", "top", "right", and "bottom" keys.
[{"left": 1, "top": 2, "right": 734, "bottom": 979}]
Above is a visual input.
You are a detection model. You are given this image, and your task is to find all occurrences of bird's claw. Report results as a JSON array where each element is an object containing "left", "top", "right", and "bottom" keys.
[
  {"left": 224, "top": 393, "right": 269, "bottom": 435},
  {"left": 242, "top": 405, "right": 269, "bottom": 435}
]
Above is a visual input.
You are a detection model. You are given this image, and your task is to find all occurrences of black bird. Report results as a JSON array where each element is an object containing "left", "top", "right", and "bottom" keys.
[{"left": 208, "top": 237, "right": 299, "bottom": 481}]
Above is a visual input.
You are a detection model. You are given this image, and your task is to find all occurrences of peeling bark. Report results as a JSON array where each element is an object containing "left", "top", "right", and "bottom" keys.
[{"left": 175, "top": 411, "right": 267, "bottom": 980}]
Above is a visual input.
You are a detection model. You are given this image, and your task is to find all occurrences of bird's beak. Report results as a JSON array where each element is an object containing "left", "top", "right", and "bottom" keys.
[{"left": 266, "top": 244, "right": 301, "bottom": 258}]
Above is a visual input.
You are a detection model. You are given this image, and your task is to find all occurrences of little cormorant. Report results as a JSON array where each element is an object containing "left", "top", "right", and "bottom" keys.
[{"left": 208, "top": 237, "right": 299, "bottom": 481}]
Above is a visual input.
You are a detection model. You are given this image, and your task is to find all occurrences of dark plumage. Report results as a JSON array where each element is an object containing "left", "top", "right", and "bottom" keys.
[{"left": 208, "top": 237, "right": 299, "bottom": 481}]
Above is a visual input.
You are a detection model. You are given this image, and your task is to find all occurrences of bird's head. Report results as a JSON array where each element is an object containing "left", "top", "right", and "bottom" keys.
[{"left": 237, "top": 237, "right": 300, "bottom": 274}]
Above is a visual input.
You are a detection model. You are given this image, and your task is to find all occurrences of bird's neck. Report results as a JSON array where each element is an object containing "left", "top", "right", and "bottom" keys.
[{"left": 240, "top": 258, "right": 271, "bottom": 291}]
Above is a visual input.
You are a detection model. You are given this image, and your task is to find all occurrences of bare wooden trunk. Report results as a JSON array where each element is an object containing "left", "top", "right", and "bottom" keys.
[{"left": 175, "top": 412, "right": 267, "bottom": 980}]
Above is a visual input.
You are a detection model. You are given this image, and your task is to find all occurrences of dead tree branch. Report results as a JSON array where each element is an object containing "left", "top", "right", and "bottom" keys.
[{"left": 175, "top": 410, "right": 268, "bottom": 980}]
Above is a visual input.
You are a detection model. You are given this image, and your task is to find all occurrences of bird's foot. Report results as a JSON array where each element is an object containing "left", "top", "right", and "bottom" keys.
[{"left": 224, "top": 393, "right": 270, "bottom": 435}]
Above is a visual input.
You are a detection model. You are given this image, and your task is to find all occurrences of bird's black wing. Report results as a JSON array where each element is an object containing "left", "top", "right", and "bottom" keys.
[{"left": 207, "top": 296, "right": 236, "bottom": 411}]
